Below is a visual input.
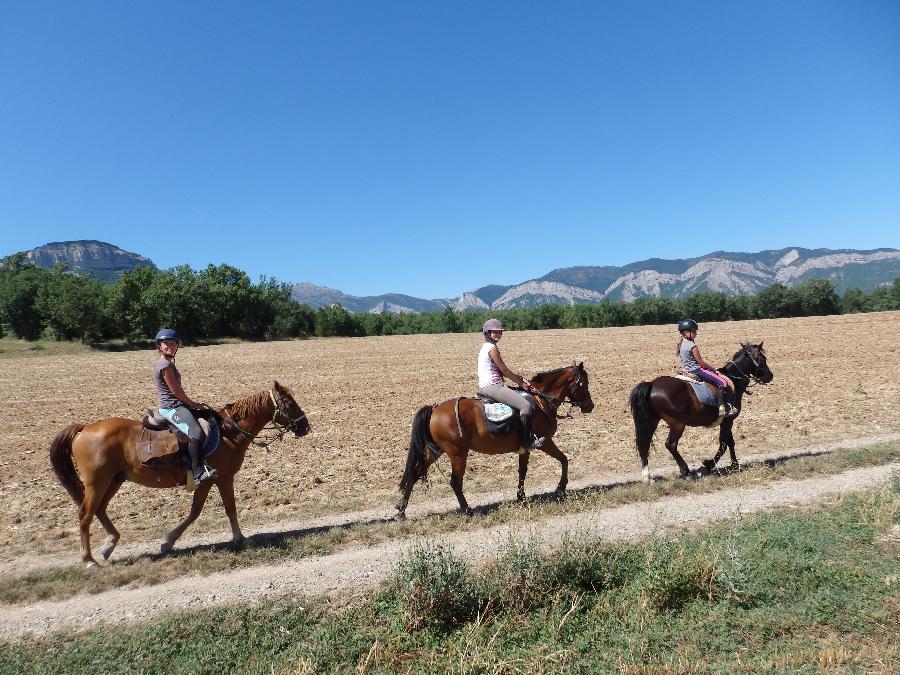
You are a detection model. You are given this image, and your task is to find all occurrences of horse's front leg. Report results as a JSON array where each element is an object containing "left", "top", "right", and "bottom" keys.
[
  {"left": 517, "top": 452, "right": 530, "bottom": 502},
  {"left": 703, "top": 419, "right": 735, "bottom": 473},
  {"left": 539, "top": 439, "right": 568, "bottom": 498},
  {"left": 216, "top": 474, "right": 245, "bottom": 546},
  {"left": 448, "top": 452, "right": 473, "bottom": 516},
  {"left": 161, "top": 481, "right": 214, "bottom": 554}
]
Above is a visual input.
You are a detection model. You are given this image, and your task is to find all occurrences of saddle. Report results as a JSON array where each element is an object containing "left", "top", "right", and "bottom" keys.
[
  {"left": 477, "top": 391, "right": 535, "bottom": 435},
  {"left": 137, "top": 409, "right": 221, "bottom": 467},
  {"left": 674, "top": 374, "right": 727, "bottom": 427}
]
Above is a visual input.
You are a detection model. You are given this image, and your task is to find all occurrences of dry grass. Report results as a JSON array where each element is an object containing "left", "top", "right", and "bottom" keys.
[{"left": 1, "top": 312, "right": 899, "bottom": 564}]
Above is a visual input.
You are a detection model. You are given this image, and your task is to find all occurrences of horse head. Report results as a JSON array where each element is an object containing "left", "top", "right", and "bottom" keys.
[
  {"left": 271, "top": 380, "right": 312, "bottom": 437},
  {"left": 567, "top": 362, "right": 594, "bottom": 412},
  {"left": 733, "top": 342, "right": 773, "bottom": 384}
]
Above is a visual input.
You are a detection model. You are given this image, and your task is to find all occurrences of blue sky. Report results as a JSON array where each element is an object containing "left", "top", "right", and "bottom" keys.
[{"left": 2, "top": 2, "right": 898, "bottom": 298}]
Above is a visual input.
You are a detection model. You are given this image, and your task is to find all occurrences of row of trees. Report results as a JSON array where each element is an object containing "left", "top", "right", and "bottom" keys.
[
  {"left": 1, "top": 253, "right": 898, "bottom": 343},
  {"left": 319, "top": 277, "right": 900, "bottom": 337}
]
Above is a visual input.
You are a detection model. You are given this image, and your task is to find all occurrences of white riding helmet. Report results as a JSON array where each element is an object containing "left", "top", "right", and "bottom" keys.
[{"left": 482, "top": 318, "right": 504, "bottom": 340}]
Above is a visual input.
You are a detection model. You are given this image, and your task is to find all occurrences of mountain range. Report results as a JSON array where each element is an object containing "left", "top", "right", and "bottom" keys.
[
  {"left": 291, "top": 247, "right": 900, "bottom": 313},
  {"left": 14, "top": 241, "right": 900, "bottom": 314}
]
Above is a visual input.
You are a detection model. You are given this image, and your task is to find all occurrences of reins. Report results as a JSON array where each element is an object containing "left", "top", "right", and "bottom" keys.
[
  {"left": 724, "top": 348, "right": 768, "bottom": 393},
  {"left": 518, "top": 365, "right": 590, "bottom": 419}
]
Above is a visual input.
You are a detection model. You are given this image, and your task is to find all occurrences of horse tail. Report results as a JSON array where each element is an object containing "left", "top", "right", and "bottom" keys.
[
  {"left": 399, "top": 405, "right": 442, "bottom": 494},
  {"left": 629, "top": 382, "right": 658, "bottom": 471},
  {"left": 50, "top": 424, "right": 85, "bottom": 504}
]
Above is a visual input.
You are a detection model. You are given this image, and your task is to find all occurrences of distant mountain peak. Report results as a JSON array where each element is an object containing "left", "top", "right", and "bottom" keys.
[{"left": 25, "top": 240, "right": 156, "bottom": 283}]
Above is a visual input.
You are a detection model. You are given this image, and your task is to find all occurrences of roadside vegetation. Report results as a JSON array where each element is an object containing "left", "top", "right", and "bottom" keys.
[
  {"left": 2, "top": 253, "right": 898, "bottom": 343},
  {"left": 2, "top": 441, "right": 897, "bottom": 606},
  {"left": 1, "top": 480, "right": 896, "bottom": 673}
]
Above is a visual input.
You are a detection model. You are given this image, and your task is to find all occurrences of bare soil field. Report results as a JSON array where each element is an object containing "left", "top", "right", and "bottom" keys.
[{"left": 1, "top": 311, "right": 898, "bottom": 564}]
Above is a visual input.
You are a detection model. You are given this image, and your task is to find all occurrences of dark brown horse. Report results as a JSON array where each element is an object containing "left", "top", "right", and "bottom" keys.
[
  {"left": 397, "top": 363, "right": 593, "bottom": 517},
  {"left": 49, "top": 381, "right": 310, "bottom": 568},
  {"left": 629, "top": 343, "right": 772, "bottom": 481}
]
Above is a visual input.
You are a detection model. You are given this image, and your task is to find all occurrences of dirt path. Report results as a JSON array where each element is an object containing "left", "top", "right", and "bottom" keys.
[
  {"left": 2, "top": 461, "right": 896, "bottom": 639},
  {"left": 5, "top": 433, "right": 897, "bottom": 576}
]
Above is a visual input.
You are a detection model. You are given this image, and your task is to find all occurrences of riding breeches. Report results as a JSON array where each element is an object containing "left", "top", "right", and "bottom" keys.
[
  {"left": 479, "top": 384, "right": 533, "bottom": 417},
  {"left": 159, "top": 406, "right": 203, "bottom": 441},
  {"left": 691, "top": 368, "right": 729, "bottom": 390}
]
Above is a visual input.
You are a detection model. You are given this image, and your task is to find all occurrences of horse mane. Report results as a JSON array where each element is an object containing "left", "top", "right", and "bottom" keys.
[
  {"left": 531, "top": 366, "right": 571, "bottom": 383},
  {"left": 224, "top": 390, "right": 270, "bottom": 419}
]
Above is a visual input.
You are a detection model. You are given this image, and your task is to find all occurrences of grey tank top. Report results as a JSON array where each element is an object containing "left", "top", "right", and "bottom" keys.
[
  {"left": 679, "top": 339, "right": 701, "bottom": 372},
  {"left": 154, "top": 356, "right": 182, "bottom": 409}
]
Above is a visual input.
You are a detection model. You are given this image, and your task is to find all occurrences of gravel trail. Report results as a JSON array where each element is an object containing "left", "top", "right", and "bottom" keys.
[{"left": 2, "top": 460, "right": 896, "bottom": 639}]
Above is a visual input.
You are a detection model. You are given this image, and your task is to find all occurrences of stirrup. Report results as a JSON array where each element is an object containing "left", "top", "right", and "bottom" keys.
[{"left": 193, "top": 465, "right": 218, "bottom": 484}]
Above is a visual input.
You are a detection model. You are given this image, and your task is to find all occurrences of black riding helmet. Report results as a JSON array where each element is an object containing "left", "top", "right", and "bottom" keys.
[{"left": 677, "top": 318, "right": 698, "bottom": 333}]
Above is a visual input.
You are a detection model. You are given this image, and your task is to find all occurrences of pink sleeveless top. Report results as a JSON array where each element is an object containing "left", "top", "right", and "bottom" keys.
[{"left": 478, "top": 342, "right": 504, "bottom": 388}]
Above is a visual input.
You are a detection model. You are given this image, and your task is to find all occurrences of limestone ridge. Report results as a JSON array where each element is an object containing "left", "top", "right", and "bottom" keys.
[
  {"left": 292, "top": 247, "right": 900, "bottom": 313},
  {"left": 25, "top": 240, "right": 156, "bottom": 283}
]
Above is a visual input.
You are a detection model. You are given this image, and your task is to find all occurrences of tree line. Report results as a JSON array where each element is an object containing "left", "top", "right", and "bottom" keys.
[{"left": 1, "top": 253, "right": 898, "bottom": 343}]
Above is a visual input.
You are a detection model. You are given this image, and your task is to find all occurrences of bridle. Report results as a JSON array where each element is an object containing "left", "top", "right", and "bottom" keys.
[
  {"left": 529, "top": 365, "right": 592, "bottom": 417},
  {"left": 224, "top": 388, "right": 309, "bottom": 448},
  {"left": 726, "top": 348, "right": 769, "bottom": 388}
]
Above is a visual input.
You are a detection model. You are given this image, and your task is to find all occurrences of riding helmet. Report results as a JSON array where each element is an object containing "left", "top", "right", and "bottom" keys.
[
  {"left": 155, "top": 328, "right": 180, "bottom": 344},
  {"left": 677, "top": 318, "right": 699, "bottom": 333},
  {"left": 482, "top": 318, "right": 504, "bottom": 338}
]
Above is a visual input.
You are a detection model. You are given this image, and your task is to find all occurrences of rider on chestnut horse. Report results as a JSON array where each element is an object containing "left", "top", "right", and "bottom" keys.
[{"left": 153, "top": 328, "right": 217, "bottom": 485}]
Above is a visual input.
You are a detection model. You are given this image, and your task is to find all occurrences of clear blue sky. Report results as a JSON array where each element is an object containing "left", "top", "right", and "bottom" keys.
[{"left": 2, "top": 2, "right": 898, "bottom": 298}]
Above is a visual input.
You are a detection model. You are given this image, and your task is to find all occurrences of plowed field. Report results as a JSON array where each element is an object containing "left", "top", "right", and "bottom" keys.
[{"left": 2, "top": 311, "right": 898, "bottom": 562}]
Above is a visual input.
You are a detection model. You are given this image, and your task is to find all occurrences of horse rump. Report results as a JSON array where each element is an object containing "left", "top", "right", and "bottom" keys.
[
  {"left": 399, "top": 405, "right": 443, "bottom": 494},
  {"left": 49, "top": 424, "right": 86, "bottom": 504}
]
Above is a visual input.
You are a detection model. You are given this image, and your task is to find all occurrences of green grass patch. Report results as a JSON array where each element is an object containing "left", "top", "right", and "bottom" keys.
[
  {"left": 2, "top": 481, "right": 897, "bottom": 673},
  {"left": 3, "top": 441, "right": 898, "bottom": 606}
]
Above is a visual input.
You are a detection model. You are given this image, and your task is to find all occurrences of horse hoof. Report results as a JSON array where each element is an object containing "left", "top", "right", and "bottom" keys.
[
  {"left": 99, "top": 546, "right": 114, "bottom": 561},
  {"left": 553, "top": 489, "right": 567, "bottom": 501},
  {"left": 516, "top": 491, "right": 526, "bottom": 503},
  {"left": 461, "top": 507, "right": 475, "bottom": 517},
  {"left": 702, "top": 459, "right": 716, "bottom": 472},
  {"left": 85, "top": 560, "right": 100, "bottom": 570},
  {"left": 394, "top": 511, "right": 407, "bottom": 522},
  {"left": 730, "top": 462, "right": 740, "bottom": 471},
  {"left": 160, "top": 542, "right": 173, "bottom": 555}
]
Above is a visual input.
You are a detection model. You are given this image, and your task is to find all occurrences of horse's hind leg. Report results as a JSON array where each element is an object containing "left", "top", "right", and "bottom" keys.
[
  {"left": 96, "top": 476, "right": 125, "bottom": 560},
  {"left": 539, "top": 439, "right": 568, "bottom": 498},
  {"left": 664, "top": 423, "right": 692, "bottom": 478},
  {"left": 161, "top": 482, "right": 213, "bottom": 554},
  {"left": 448, "top": 453, "right": 473, "bottom": 516},
  {"left": 78, "top": 482, "right": 108, "bottom": 569}
]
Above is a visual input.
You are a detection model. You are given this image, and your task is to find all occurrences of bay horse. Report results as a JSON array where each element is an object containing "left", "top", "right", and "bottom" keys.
[
  {"left": 49, "top": 381, "right": 310, "bottom": 568},
  {"left": 629, "top": 343, "right": 772, "bottom": 481},
  {"left": 397, "top": 363, "right": 593, "bottom": 517}
]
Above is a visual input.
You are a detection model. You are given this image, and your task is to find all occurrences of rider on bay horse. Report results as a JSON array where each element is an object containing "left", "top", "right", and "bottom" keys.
[
  {"left": 477, "top": 318, "right": 544, "bottom": 450},
  {"left": 153, "top": 328, "right": 218, "bottom": 485},
  {"left": 677, "top": 318, "right": 738, "bottom": 417}
]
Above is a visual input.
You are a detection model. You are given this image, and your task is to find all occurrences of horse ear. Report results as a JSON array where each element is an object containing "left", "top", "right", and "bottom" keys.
[
  {"left": 758, "top": 340, "right": 764, "bottom": 349},
  {"left": 273, "top": 380, "right": 282, "bottom": 390},
  {"left": 578, "top": 361, "right": 584, "bottom": 369}
]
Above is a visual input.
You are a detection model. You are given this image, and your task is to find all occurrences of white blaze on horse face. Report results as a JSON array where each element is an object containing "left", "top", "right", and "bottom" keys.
[{"left": 642, "top": 466, "right": 650, "bottom": 482}]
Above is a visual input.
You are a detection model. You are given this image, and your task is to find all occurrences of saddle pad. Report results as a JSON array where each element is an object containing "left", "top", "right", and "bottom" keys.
[
  {"left": 684, "top": 379, "right": 720, "bottom": 408},
  {"left": 484, "top": 402, "right": 514, "bottom": 422}
]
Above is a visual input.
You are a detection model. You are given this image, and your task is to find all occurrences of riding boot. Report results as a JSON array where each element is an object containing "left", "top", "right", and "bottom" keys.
[
  {"left": 187, "top": 438, "right": 217, "bottom": 484},
  {"left": 520, "top": 414, "right": 545, "bottom": 451}
]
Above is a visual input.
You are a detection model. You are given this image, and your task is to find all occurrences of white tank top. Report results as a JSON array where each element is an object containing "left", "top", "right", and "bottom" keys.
[{"left": 478, "top": 341, "right": 504, "bottom": 388}]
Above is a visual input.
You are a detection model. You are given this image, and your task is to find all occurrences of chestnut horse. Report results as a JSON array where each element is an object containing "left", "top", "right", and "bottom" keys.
[
  {"left": 629, "top": 343, "right": 772, "bottom": 481},
  {"left": 49, "top": 381, "right": 310, "bottom": 568},
  {"left": 397, "top": 363, "right": 593, "bottom": 517}
]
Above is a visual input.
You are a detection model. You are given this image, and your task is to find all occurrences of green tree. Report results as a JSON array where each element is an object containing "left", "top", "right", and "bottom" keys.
[
  {"left": 36, "top": 268, "right": 110, "bottom": 342},
  {"left": 0, "top": 254, "right": 47, "bottom": 339}
]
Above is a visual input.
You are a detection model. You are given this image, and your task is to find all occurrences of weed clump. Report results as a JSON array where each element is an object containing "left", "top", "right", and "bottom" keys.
[{"left": 392, "top": 541, "right": 488, "bottom": 631}]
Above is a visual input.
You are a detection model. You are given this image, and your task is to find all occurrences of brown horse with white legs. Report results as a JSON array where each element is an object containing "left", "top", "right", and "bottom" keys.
[
  {"left": 629, "top": 343, "right": 772, "bottom": 481},
  {"left": 49, "top": 381, "right": 310, "bottom": 568},
  {"left": 397, "top": 363, "right": 593, "bottom": 517}
]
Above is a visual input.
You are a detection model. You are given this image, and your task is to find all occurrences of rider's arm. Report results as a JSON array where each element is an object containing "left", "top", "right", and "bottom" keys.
[
  {"left": 690, "top": 345, "right": 714, "bottom": 371},
  {"left": 489, "top": 347, "right": 532, "bottom": 388},
  {"left": 161, "top": 367, "right": 196, "bottom": 408}
]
